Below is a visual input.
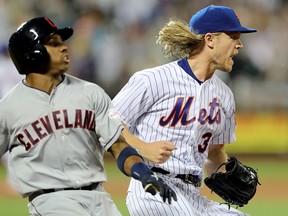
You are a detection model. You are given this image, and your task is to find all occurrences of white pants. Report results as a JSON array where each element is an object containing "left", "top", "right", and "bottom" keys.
[
  {"left": 28, "top": 186, "right": 121, "bottom": 216},
  {"left": 127, "top": 175, "right": 249, "bottom": 216}
]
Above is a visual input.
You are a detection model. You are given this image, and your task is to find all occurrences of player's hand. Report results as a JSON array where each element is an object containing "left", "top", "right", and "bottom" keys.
[
  {"left": 141, "top": 172, "right": 177, "bottom": 204},
  {"left": 139, "top": 141, "right": 177, "bottom": 164}
]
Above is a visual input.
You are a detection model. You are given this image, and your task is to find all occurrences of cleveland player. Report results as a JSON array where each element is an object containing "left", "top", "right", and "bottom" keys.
[
  {"left": 113, "top": 5, "right": 257, "bottom": 216},
  {"left": 0, "top": 17, "right": 176, "bottom": 215}
]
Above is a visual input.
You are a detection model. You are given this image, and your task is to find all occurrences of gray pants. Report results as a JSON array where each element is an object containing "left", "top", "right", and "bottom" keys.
[{"left": 28, "top": 186, "right": 122, "bottom": 216}]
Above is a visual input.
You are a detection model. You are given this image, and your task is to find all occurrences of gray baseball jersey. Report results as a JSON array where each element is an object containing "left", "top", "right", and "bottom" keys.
[
  {"left": 0, "top": 74, "right": 123, "bottom": 197},
  {"left": 112, "top": 58, "right": 247, "bottom": 215}
]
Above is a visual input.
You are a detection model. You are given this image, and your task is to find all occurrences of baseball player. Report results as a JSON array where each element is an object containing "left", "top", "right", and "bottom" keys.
[
  {"left": 0, "top": 17, "right": 176, "bottom": 216},
  {"left": 113, "top": 5, "right": 257, "bottom": 216}
]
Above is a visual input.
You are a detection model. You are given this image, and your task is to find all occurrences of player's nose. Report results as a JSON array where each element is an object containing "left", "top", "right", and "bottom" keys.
[{"left": 236, "top": 39, "right": 243, "bottom": 49}]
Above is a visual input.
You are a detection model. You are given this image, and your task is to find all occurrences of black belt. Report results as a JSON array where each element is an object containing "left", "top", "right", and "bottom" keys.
[
  {"left": 151, "top": 167, "right": 201, "bottom": 187},
  {"left": 28, "top": 182, "right": 99, "bottom": 202}
]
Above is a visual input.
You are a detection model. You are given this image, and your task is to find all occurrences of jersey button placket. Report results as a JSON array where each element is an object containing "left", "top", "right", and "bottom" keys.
[{"left": 49, "top": 89, "right": 56, "bottom": 107}]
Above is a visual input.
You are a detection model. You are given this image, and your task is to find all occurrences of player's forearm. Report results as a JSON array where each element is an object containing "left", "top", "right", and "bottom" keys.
[
  {"left": 121, "top": 125, "right": 153, "bottom": 161},
  {"left": 121, "top": 125, "right": 145, "bottom": 151},
  {"left": 204, "top": 144, "right": 228, "bottom": 177},
  {"left": 121, "top": 126, "right": 176, "bottom": 164},
  {"left": 109, "top": 136, "right": 144, "bottom": 176}
]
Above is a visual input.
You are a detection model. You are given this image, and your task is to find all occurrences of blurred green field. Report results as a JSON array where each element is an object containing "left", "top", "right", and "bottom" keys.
[{"left": 1, "top": 156, "right": 288, "bottom": 216}]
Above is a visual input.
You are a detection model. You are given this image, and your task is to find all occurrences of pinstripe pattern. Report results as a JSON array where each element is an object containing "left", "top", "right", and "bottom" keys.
[
  {"left": 127, "top": 177, "right": 248, "bottom": 216},
  {"left": 113, "top": 58, "right": 242, "bottom": 215}
]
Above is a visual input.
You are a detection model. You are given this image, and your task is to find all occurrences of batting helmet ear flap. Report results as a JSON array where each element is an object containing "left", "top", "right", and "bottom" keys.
[
  {"left": 24, "top": 42, "right": 49, "bottom": 62},
  {"left": 24, "top": 51, "right": 41, "bottom": 61},
  {"left": 21, "top": 43, "right": 50, "bottom": 74}
]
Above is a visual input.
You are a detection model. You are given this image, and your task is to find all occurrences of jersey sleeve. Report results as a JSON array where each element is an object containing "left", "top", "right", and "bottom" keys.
[
  {"left": 112, "top": 73, "right": 153, "bottom": 129},
  {"left": 93, "top": 87, "right": 123, "bottom": 150},
  {"left": 0, "top": 117, "right": 8, "bottom": 157}
]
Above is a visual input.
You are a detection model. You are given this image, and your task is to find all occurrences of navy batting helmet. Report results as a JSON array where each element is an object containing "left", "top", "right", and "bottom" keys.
[{"left": 8, "top": 17, "right": 73, "bottom": 75}]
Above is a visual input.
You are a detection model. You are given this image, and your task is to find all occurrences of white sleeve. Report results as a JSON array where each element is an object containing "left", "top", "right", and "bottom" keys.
[{"left": 112, "top": 73, "right": 153, "bottom": 129}]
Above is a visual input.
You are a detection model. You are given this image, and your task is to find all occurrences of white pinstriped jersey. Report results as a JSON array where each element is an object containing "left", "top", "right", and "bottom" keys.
[{"left": 113, "top": 58, "right": 236, "bottom": 179}]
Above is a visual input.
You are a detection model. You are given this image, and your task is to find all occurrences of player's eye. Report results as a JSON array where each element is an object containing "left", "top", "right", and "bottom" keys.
[
  {"left": 224, "top": 32, "right": 241, "bottom": 40},
  {"left": 54, "top": 42, "right": 61, "bottom": 46},
  {"left": 231, "top": 34, "right": 240, "bottom": 40},
  {"left": 48, "top": 40, "right": 62, "bottom": 46},
  {"left": 44, "top": 36, "right": 63, "bottom": 47},
  {"left": 232, "top": 35, "right": 240, "bottom": 40}
]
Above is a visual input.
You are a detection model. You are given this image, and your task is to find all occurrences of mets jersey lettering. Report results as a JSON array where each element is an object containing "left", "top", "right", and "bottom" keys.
[
  {"left": 17, "top": 109, "right": 95, "bottom": 151},
  {"left": 160, "top": 97, "right": 221, "bottom": 127},
  {"left": 199, "top": 98, "right": 221, "bottom": 125},
  {"left": 159, "top": 96, "right": 196, "bottom": 127}
]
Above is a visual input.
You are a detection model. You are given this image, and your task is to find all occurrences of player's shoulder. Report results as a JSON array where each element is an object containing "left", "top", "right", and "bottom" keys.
[
  {"left": 212, "top": 73, "right": 233, "bottom": 93},
  {"left": 0, "top": 82, "right": 24, "bottom": 117},
  {"left": 63, "top": 73, "right": 91, "bottom": 85},
  {"left": 136, "top": 61, "right": 177, "bottom": 75},
  {"left": 63, "top": 74, "right": 104, "bottom": 92},
  {"left": 131, "top": 61, "right": 178, "bottom": 82},
  {"left": 0, "top": 81, "right": 23, "bottom": 103},
  {"left": 211, "top": 73, "right": 235, "bottom": 105}
]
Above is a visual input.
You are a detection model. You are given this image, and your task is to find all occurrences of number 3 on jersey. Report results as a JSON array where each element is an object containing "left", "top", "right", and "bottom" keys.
[{"left": 198, "top": 132, "right": 212, "bottom": 153}]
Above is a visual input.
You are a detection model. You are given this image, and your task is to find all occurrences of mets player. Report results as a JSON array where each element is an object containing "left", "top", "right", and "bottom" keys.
[
  {"left": 0, "top": 17, "right": 176, "bottom": 216},
  {"left": 113, "top": 5, "right": 257, "bottom": 216}
]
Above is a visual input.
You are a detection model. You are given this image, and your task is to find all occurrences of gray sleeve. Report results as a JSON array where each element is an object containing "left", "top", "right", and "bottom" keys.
[
  {"left": 0, "top": 119, "right": 8, "bottom": 157},
  {"left": 93, "top": 87, "right": 123, "bottom": 151}
]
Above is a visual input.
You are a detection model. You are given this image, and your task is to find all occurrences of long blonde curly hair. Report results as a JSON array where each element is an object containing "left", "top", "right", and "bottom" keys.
[{"left": 156, "top": 18, "right": 205, "bottom": 59}]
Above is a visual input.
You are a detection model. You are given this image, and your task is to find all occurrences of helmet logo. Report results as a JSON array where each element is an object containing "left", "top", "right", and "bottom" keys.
[
  {"left": 29, "top": 29, "right": 39, "bottom": 40},
  {"left": 45, "top": 17, "right": 57, "bottom": 28}
]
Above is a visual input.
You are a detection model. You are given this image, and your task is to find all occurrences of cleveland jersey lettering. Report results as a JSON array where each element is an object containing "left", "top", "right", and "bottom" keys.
[{"left": 17, "top": 109, "right": 95, "bottom": 151}]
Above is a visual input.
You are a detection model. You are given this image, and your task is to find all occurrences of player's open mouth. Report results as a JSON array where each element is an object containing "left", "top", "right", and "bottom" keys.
[
  {"left": 230, "top": 52, "right": 238, "bottom": 62},
  {"left": 231, "top": 52, "right": 238, "bottom": 58},
  {"left": 63, "top": 55, "right": 70, "bottom": 63}
]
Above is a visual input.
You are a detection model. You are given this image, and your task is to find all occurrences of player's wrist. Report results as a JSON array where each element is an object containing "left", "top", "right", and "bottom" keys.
[
  {"left": 131, "top": 162, "right": 153, "bottom": 181},
  {"left": 116, "top": 146, "right": 143, "bottom": 176}
]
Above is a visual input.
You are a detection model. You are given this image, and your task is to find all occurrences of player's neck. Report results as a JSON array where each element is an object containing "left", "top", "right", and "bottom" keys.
[
  {"left": 24, "top": 73, "right": 63, "bottom": 94},
  {"left": 187, "top": 58, "right": 215, "bottom": 81}
]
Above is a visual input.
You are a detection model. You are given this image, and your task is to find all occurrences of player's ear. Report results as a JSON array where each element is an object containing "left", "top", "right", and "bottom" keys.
[{"left": 204, "top": 33, "right": 216, "bottom": 49}]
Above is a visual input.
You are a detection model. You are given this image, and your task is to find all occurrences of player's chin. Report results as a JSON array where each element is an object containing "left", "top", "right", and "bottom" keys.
[
  {"left": 61, "top": 63, "right": 70, "bottom": 71},
  {"left": 223, "top": 61, "right": 233, "bottom": 72},
  {"left": 219, "top": 65, "right": 232, "bottom": 73},
  {"left": 226, "top": 67, "right": 233, "bottom": 73}
]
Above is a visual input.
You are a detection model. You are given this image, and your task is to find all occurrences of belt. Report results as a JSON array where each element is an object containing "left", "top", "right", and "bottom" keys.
[
  {"left": 151, "top": 167, "right": 201, "bottom": 187},
  {"left": 28, "top": 182, "right": 99, "bottom": 202}
]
